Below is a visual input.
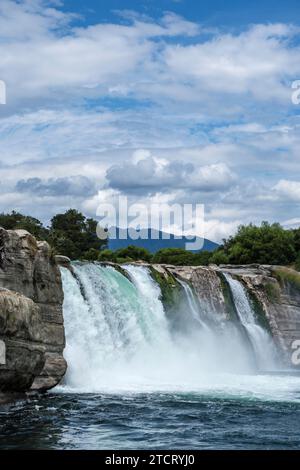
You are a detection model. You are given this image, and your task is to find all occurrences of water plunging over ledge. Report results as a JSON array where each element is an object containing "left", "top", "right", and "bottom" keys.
[{"left": 58, "top": 263, "right": 279, "bottom": 393}]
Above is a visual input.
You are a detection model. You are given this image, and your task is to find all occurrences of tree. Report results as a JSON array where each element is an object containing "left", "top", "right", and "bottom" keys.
[
  {"left": 295, "top": 253, "right": 300, "bottom": 272},
  {"left": 193, "top": 250, "right": 213, "bottom": 266},
  {"left": 84, "top": 248, "right": 100, "bottom": 261},
  {"left": 292, "top": 228, "right": 300, "bottom": 253},
  {"left": 210, "top": 250, "right": 229, "bottom": 265},
  {"left": 152, "top": 248, "right": 215, "bottom": 266},
  {"left": 114, "top": 245, "right": 152, "bottom": 262},
  {"left": 98, "top": 249, "right": 115, "bottom": 262},
  {"left": 0, "top": 211, "right": 48, "bottom": 240},
  {"left": 48, "top": 209, "right": 107, "bottom": 260},
  {"left": 214, "top": 222, "right": 296, "bottom": 265},
  {"left": 153, "top": 248, "right": 197, "bottom": 266}
]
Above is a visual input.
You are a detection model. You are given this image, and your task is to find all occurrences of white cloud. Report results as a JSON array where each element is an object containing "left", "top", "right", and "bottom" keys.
[
  {"left": 106, "top": 154, "right": 236, "bottom": 194},
  {"left": 189, "top": 163, "right": 236, "bottom": 191},
  {"left": 164, "top": 23, "right": 300, "bottom": 101},
  {"left": 273, "top": 179, "right": 300, "bottom": 201},
  {"left": 1, "top": 2, "right": 300, "bottom": 241}
]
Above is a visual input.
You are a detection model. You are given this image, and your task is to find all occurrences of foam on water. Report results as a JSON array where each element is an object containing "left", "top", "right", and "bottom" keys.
[{"left": 57, "top": 264, "right": 300, "bottom": 403}]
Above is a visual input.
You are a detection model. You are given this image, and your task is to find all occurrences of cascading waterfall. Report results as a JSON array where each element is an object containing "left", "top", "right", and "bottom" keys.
[
  {"left": 223, "top": 273, "right": 277, "bottom": 371},
  {"left": 59, "top": 263, "right": 278, "bottom": 393},
  {"left": 60, "top": 263, "right": 175, "bottom": 390},
  {"left": 177, "top": 278, "right": 209, "bottom": 330}
]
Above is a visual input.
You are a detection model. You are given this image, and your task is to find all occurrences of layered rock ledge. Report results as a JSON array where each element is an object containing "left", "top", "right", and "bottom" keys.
[
  {"left": 149, "top": 263, "right": 300, "bottom": 365},
  {"left": 0, "top": 228, "right": 67, "bottom": 392}
]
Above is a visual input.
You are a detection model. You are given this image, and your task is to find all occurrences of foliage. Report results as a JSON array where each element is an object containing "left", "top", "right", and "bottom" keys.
[
  {"left": 274, "top": 267, "right": 300, "bottom": 292},
  {"left": 98, "top": 245, "right": 152, "bottom": 264},
  {"left": 98, "top": 249, "right": 115, "bottom": 262},
  {"left": 212, "top": 222, "right": 296, "bottom": 265},
  {"left": 149, "top": 267, "right": 184, "bottom": 315},
  {"left": 48, "top": 209, "right": 107, "bottom": 260},
  {"left": 210, "top": 250, "right": 229, "bottom": 265},
  {"left": 3, "top": 212, "right": 300, "bottom": 267},
  {"left": 0, "top": 211, "right": 49, "bottom": 240},
  {"left": 264, "top": 281, "right": 281, "bottom": 303},
  {"left": 83, "top": 248, "right": 100, "bottom": 261},
  {"left": 114, "top": 245, "right": 152, "bottom": 263},
  {"left": 292, "top": 228, "right": 300, "bottom": 253},
  {"left": 247, "top": 289, "right": 272, "bottom": 333},
  {"left": 0, "top": 209, "right": 107, "bottom": 260},
  {"left": 294, "top": 252, "right": 300, "bottom": 272},
  {"left": 152, "top": 248, "right": 212, "bottom": 266}
]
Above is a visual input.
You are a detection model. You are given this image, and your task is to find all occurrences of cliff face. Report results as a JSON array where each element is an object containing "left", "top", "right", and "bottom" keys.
[
  {"left": 150, "top": 263, "right": 300, "bottom": 366},
  {"left": 0, "top": 228, "right": 66, "bottom": 392},
  {"left": 229, "top": 265, "right": 300, "bottom": 363},
  {"left": 2, "top": 238, "right": 300, "bottom": 394}
]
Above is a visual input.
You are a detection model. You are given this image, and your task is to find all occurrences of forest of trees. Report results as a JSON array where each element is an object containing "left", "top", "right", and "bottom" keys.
[
  {"left": 1, "top": 211, "right": 300, "bottom": 269},
  {"left": 0, "top": 209, "right": 107, "bottom": 260}
]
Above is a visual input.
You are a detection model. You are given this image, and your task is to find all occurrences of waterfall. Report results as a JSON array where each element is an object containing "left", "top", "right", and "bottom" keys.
[
  {"left": 176, "top": 278, "right": 211, "bottom": 330},
  {"left": 59, "top": 263, "right": 278, "bottom": 393},
  {"left": 223, "top": 273, "right": 277, "bottom": 371},
  {"left": 60, "top": 263, "right": 178, "bottom": 391}
]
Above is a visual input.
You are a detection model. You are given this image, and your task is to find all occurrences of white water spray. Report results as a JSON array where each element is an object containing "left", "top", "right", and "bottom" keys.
[
  {"left": 223, "top": 273, "right": 277, "bottom": 371},
  {"left": 177, "top": 278, "right": 210, "bottom": 330},
  {"left": 59, "top": 264, "right": 278, "bottom": 393}
]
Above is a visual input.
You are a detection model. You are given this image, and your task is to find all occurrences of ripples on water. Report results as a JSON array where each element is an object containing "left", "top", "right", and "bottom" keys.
[{"left": 1, "top": 375, "right": 300, "bottom": 450}]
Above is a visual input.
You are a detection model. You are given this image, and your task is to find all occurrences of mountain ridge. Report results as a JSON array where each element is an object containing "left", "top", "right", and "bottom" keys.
[{"left": 107, "top": 227, "right": 219, "bottom": 253}]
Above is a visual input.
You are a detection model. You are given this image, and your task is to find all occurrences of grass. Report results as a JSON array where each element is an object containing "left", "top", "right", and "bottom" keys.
[
  {"left": 247, "top": 288, "right": 272, "bottom": 333},
  {"left": 149, "top": 267, "right": 184, "bottom": 314},
  {"left": 273, "top": 267, "right": 300, "bottom": 292},
  {"left": 264, "top": 281, "right": 281, "bottom": 303}
]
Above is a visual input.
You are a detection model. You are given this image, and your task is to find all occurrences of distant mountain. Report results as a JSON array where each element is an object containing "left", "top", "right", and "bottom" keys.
[{"left": 108, "top": 228, "right": 219, "bottom": 253}]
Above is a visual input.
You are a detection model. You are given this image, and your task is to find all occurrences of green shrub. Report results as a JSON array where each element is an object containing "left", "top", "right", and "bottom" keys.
[
  {"left": 274, "top": 268, "right": 300, "bottom": 291},
  {"left": 295, "top": 253, "right": 300, "bottom": 272},
  {"left": 264, "top": 282, "right": 281, "bottom": 303}
]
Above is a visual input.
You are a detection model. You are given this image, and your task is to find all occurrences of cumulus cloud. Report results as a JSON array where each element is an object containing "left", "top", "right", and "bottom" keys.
[
  {"left": 106, "top": 155, "right": 236, "bottom": 194},
  {"left": 0, "top": 1, "right": 300, "bottom": 240},
  {"left": 273, "top": 179, "right": 300, "bottom": 201},
  {"left": 164, "top": 23, "right": 300, "bottom": 101},
  {"left": 16, "top": 175, "right": 95, "bottom": 197},
  {"left": 1, "top": 1, "right": 300, "bottom": 111}
]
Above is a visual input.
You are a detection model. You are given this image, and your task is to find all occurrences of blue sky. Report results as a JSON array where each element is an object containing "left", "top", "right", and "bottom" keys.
[
  {"left": 0, "top": 0, "right": 300, "bottom": 242},
  {"left": 61, "top": 0, "right": 300, "bottom": 28}
]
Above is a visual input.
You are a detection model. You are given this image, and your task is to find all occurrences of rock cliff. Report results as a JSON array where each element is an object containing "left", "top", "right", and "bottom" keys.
[
  {"left": 0, "top": 228, "right": 66, "bottom": 392},
  {"left": 149, "top": 263, "right": 300, "bottom": 367},
  {"left": 2, "top": 235, "right": 300, "bottom": 394}
]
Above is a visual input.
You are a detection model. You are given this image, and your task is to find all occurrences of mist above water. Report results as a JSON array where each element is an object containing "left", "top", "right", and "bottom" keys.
[{"left": 57, "top": 264, "right": 283, "bottom": 396}]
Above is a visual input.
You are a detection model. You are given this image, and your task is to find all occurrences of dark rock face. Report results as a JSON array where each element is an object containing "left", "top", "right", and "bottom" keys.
[{"left": 0, "top": 228, "right": 67, "bottom": 392}]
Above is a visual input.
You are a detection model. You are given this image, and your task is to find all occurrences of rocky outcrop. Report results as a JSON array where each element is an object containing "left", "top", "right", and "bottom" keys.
[
  {"left": 149, "top": 263, "right": 300, "bottom": 366},
  {"left": 231, "top": 265, "right": 300, "bottom": 365},
  {"left": 0, "top": 288, "right": 45, "bottom": 391},
  {"left": 0, "top": 228, "right": 66, "bottom": 392}
]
